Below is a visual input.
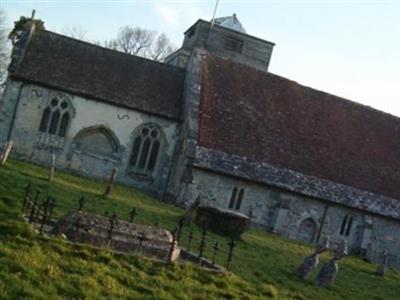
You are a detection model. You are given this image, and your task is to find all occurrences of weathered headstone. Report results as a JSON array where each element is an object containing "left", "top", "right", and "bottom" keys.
[
  {"left": 316, "top": 240, "right": 348, "bottom": 287},
  {"left": 104, "top": 167, "right": 117, "bottom": 197},
  {"left": 297, "top": 237, "right": 330, "bottom": 280},
  {"left": 48, "top": 153, "right": 56, "bottom": 181},
  {"left": 376, "top": 250, "right": 389, "bottom": 277},
  {"left": 0, "top": 141, "right": 14, "bottom": 167}
]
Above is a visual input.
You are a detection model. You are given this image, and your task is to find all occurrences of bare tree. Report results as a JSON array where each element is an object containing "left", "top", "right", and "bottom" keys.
[
  {"left": 61, "top": 25, "right": 87, "bottom": 40},
  {"left": 106, "top": 26, "right": 176, "bottom": 61},
  {"left": 147, "top": 33, "right": 175, "bottom": 61},
  {"left": 0, "top": 9, "right": 11, "bottom": 85}
]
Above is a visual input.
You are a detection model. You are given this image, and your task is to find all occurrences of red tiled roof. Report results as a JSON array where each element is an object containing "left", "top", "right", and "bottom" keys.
[{"left": 198, "top": 54, "right": 400, "bottom": 200}]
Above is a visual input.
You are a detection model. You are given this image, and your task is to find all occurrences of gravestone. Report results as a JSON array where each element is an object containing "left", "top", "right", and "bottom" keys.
[
  {"left": 376, "top": 250, "right": 389, "bottom": 277},
  {"left": 0, "top": 141, "right": 14, "bottom": 167},
  {"left": 297, "top": 237, "right": 330, "bottom": 280},
  {"left": 316, "top": 240, "right": 348, "bottom": 287}
]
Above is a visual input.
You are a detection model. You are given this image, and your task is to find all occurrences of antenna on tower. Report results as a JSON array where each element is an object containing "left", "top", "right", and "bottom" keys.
[{"left": 206, "top": 0, "right": 220, "bottom": 46}]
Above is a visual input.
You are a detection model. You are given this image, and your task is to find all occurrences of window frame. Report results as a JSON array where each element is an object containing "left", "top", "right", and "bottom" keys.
[
  {"left": 224, "top": 37, "right": 244, "bottom": 53},
  {"left": 339, "top": 214, "right": 354, "bottom": 237},
  {"left": 228, "top": 186, "right": 245, "bottom": 210},
  {"left": 38, "top": 95, "right": 73, "bottom": 138},
  {"left": 127, "top": 124, "right": 164, "bottom": 178}
]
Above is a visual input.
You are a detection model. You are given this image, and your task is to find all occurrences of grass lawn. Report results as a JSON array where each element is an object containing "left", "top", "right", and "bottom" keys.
[{"left": 0, "top": 159, "right": 399, "bottom": 299}]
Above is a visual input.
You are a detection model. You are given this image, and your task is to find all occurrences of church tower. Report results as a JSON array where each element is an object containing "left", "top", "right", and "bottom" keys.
[{"left": 165, "top": 14, "right": 275, "bottom": 71}]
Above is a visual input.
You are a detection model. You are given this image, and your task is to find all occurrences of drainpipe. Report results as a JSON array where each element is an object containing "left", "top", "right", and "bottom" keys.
[{"left": 316, "top": 204, "right": 329, "bottom": 243}]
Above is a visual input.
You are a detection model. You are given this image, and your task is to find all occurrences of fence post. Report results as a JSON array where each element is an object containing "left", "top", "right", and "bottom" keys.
[
  {"left": 176, "top": 218, "right": 184, "bottom": 243},
  {"left": 28, "top": 191, "right": 40, "bottom": 223},
  {"left": 47, "top": 198, "right": 56, "bottom": 223},
  {"left": 137, "top": 234, "right": 146, "bottom": 255},
  {"left": 187, "top": 230, "right": 194, "bottom": 252},
  {"left": 198, "top": 229, "right": 207, "bottom": 265},
  {"left": 104, "top": 167, "right": 117, "bottom": 197},
  {"left": 33, "top": 200, "right": 45, "bottom": 227},
  {"left": 226, "top": 238, "right": 236, "bottom": 271},
  {"left": 39, "top": 197, "right": 51, "bottom": 234},
  {"left": 73, "top": 215, "right": 82, "bottom": 241},
  {"left": 78, "top": 196, "right": 86, "bottom": 211},
  {"left": 212, "top": 241, "right": 219, "bottom": 265},
  {"left": 22, "top": 183, "right": 32, "bottom": 214},
  {"left": 107, "top": 213, "right": 117, "bottom": 247},
  {"left": 129, "top": 207, "right": 137, "bottom": 222},
  {"left": 26, "top": 190, "right": 39, "bottom": 219}
]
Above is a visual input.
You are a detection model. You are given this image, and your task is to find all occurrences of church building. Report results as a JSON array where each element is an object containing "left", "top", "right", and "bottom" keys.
[{"left": 1, "top": 14, "right": 399, "bottom": 269}]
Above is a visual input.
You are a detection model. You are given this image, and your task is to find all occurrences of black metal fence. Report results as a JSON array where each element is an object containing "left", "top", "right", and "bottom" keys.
[{"left": 21, "top": 183, "right": 236, "bottom": 271}]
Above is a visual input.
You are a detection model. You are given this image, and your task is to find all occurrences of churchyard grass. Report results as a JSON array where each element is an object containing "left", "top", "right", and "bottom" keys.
[{"left": 0, "top": 159, "right": 399, "bottom": 299}]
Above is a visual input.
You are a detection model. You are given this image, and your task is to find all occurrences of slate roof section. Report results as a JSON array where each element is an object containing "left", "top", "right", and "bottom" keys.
[
  {"left": 198, "top": 54, "right": 400, "bottom": 201},
  {"left": 11, "top": 29, "right": 185, "bottom": 121},
  {"left": 195, "top": 146, "right": 400, "bottom": 220}
]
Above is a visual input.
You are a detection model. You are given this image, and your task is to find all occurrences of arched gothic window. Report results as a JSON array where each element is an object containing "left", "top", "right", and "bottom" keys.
[
  {"left": 129, "top": 125, "right": 162, "bottom": 175},
  {"left": 39, "top": 97, "right": 71, "bottom": 138},
  {"left": 228, "top": 187, "right": 245, "bottom": 210},
  {"left": 74, "top": 126, "right": 120, "bottom": 159}
]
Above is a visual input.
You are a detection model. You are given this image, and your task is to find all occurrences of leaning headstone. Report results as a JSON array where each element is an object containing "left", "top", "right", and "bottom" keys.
[
  {"left": 104, "top": 167, "right": 117, "bottom": 197},
  {"left": 297, "top": 237, "right": 330, "bottom": 280},
  {"left": 48, "top": 153, "right": 56, "bottom": 181},
  {"left": 376, "top": 250, "right": 389, "bottom": 277},
  {"left": 316, "top": 240, "right": 348, "bottom": 287},
  {"left": 0, "top": 141, "right": 14, "bottom": 167}
]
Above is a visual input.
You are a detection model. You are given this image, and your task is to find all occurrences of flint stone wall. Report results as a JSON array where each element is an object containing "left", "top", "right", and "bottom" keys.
[
  {"left": 184, "top": 167, "right": 400, "bottom": 269},
  {"left": 194, "top": 146, "right": 400, "bottom": 220},
  {"left": 0, "top": 81, "right": 181, "bottom": 197}
]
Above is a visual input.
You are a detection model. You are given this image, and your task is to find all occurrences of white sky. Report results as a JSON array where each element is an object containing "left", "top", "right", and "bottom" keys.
[{"left": 1, "top": 0, "right": 400, "bottom": 117}]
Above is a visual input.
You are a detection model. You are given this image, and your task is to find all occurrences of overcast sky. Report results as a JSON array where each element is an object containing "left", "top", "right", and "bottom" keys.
[{"left": 2, "top": 0, "right": 400, "bottom": 117}]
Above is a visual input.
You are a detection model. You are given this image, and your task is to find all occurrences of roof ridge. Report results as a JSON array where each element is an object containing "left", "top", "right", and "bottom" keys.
[
  {"left": 35, "top": 28, "right": 184, "bottom": 72},
  {"left": 208, "top": 53, "right": 400, "bottom": 121}
]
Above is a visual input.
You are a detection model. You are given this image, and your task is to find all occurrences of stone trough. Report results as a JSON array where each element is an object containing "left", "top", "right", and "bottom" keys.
[{"left": 52, "top": 211, "right": 180, "bottom": 261}]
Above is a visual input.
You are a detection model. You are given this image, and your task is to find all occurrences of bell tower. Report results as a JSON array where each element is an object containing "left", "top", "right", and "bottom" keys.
[{"left": 165, "top": 14, "right": 275, "bottom": 72}]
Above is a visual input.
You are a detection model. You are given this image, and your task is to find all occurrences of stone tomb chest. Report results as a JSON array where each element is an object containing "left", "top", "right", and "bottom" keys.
[{"left": 52, "top": 212, "right": 180, "bottom": 261}]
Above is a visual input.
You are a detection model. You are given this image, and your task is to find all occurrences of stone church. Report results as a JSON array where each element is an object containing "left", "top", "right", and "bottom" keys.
[{"left": 1, "top": 15, "right": 399, "bottom": 269}]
